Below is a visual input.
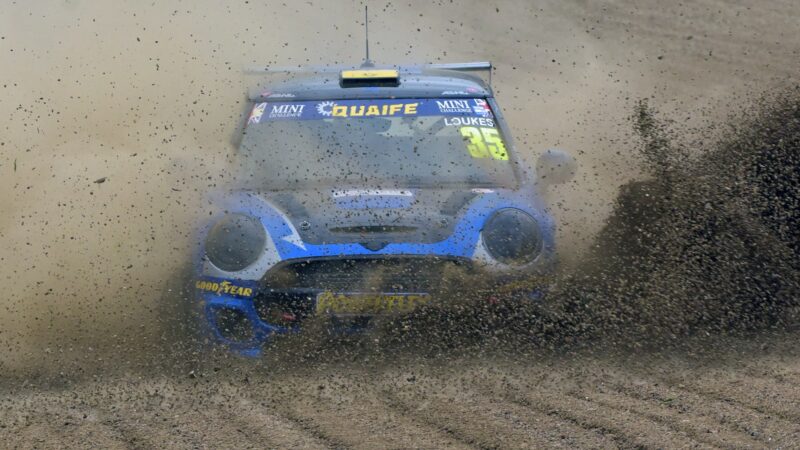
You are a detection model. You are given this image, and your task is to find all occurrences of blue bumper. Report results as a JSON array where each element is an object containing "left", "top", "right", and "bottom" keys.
[{"left": 195, "top": 190, "right": 556, "bottom": 357}]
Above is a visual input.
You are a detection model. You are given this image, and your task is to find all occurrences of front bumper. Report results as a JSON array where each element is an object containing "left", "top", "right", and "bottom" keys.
[{"left": 199, "top": 256, "right": 528, "bottom": 355}]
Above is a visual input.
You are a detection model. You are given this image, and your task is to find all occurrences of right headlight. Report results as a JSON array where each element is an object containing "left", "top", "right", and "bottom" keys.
[
  {"left": 482, "top": 208, "right": 543, "bottom": 266},
  {"left": 205, "top": 213, "right": 266, "bottom": 272}
]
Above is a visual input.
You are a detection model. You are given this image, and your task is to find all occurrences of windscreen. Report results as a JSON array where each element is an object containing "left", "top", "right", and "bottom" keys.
[{"left": 236, "top": 98, "right": 517, "bottom": 189}]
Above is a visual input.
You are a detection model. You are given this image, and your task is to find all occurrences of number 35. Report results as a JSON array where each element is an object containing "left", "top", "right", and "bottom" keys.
[{"left": 459, "top": 127, "right": 508, "bottom": 160}]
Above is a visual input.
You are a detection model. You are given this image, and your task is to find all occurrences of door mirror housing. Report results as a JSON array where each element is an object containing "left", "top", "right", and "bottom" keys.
[{"left": 536, "top": 148, "right": 577, "bottom": 187}]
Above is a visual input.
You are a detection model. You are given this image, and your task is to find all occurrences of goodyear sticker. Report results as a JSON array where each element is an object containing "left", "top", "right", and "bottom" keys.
[
  {"left": 249, "top": 98, "right": 494, "bottom": 122},
  {"left": 195, "top": 277, "right": 257, "bottom": 298}
]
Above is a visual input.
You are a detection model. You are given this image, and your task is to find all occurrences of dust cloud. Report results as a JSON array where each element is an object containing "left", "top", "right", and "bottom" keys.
[{"left": 1, "top": 0, "right": 798, "bottom": 378}]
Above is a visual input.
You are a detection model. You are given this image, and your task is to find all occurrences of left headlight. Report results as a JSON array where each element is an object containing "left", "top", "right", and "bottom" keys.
[
  {"left": 205, "top": 214, "right": 266, "bottom": 271},
  {"left": 481, "top": 209, "right": 543, "bottom": 266}
]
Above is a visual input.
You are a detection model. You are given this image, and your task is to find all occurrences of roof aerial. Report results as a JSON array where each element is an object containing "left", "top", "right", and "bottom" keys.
[{"left": 362, "top": 6, "right": 373, "bottom": 68}]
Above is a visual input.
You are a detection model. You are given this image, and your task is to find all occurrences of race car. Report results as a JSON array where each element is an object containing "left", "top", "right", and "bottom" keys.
[{"left": 194, "top": 63, "right": 575, "bottom": 356}]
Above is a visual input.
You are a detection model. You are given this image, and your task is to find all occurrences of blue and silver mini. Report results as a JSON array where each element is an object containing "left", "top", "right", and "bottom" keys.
[{"left": 194, "top": 64, "right": 575, "bottom": 356}]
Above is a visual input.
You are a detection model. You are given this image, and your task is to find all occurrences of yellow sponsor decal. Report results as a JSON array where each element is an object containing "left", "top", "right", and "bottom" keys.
[
  {"left": 316, "top": 291, "right": 430, "bottom": 315},
  {"left": 195, "top": 280, "right": 254, "bottom": 297},
  {"left": 332, "top": 102, "right": 418, "bottom": 118}
]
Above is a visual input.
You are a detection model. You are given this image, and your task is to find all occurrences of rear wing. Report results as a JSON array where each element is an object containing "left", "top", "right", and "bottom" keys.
[
  {"left": 421, "top": 62, "right": 491, "bottom": 87},
  {"left": 243, "top": 61, "right": 492, "bottom": 88}
]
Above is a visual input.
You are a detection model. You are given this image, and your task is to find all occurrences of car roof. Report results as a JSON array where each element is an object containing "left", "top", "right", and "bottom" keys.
[{"left": 248, "top": 67, "right": 493, "bottom": 102}]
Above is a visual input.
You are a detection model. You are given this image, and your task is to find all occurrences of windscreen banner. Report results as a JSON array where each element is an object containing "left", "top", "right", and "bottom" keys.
[{"left": 248, "top": 98, "right": 494, "bottom": 124}]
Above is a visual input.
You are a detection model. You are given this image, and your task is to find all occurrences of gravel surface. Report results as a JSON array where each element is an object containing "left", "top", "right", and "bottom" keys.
[
  {"left": 1, "top": 1, "right": 798, "bottom": 448},
  {"left": 3, "top": 335, "right": 799, "bottom": 449}
]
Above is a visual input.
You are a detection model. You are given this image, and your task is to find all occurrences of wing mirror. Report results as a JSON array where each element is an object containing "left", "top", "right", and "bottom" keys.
[{"left": 536, "top": 148, "right": 577, "bottom": 187}]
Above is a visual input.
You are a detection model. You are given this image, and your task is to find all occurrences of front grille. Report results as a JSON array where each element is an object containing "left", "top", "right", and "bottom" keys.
[
  {"left": 263, "top": 257, "right": 475, "bottom": 292},
  {"left": 253, "top": 290, "right": 315, "bottom": 327},
  {"left": 253, "top": 257, "right": 480, "bottom": 325}
]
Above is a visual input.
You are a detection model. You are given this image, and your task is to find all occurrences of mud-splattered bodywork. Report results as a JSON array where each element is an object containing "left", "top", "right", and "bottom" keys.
[{"left": 195, "top": 66, "right": 559, "bottom": 355}]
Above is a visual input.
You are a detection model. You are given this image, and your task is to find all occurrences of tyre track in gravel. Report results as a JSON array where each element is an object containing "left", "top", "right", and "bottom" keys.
[
  {"left": 205, "top": 383, "right": 331, "bottom": 450},
  {"left": 82, "top": 379, "right": 328, "bottom": 450},
  {"left": 90, "top": 381, "right": 276, "bottom": 450},
  {"left": 564, "top": 387, "right": 760, "bottom": 448},
  {"left": 550, "top": 355, "right": 800, "bottom": 448},
  {"left": 244, "top": 375, "right": 472, "bottom": 450},
  {"left": 0, "top": 393, "right": 131, "bottom": 450},
  {"left": 378, "top": 389, "right": 497, "bottom": 449},
  {"left": 253, "top": 401, "right": 354, "bottom": 449},
  {"left": 606, "top": 372, "right": 800, "bottom": 447},
  {"left": 473, "top": 366, "right": 710, "bottom": 449},
  {"left": 377, "top": 372, "right": 615, "bottom": 449},
  {"left": 227, "top": 401, "right": 331, "bottom": 450},
  {"left": 239, "top": 380, "right": 367, "bottom": 450},
  {"left": 4, "top": 349, "right": 800, "bottom": 449},
  {"left": 469, "top": 373, "right": 752, "bottom": 449},
  {"left": 181, "top": 382, "right": 339, "bottom": 450},
  {"left": 7, "top": 412, "right": 129, "bottom": 450},
  {"left": 501, "top": 362, "right": 775, "bottom": 448},
  {"left": 661, "top": 370, "right": 800, "bottom": 425}
]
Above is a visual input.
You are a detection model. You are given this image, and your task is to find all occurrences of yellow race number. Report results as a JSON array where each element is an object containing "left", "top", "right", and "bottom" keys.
[
  {"left": 459, "top": 127, "right": 508, "bottom": 160},
  {"left": 460, "top": 126, "right": 489, "bottom": 158}
]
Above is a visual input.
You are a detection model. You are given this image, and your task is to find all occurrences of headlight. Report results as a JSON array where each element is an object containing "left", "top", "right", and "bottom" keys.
[
  {"left": 482, "top": 209, "right": 543, "bottom": 266},
  {"left": 205, "top": 214, "right": 266, "bottom": 271}
]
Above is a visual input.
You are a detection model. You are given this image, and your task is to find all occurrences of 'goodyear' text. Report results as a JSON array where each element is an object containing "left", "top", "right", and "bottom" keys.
[{"left": 195, "top": 280, "right": 255, "bottom": 298}]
